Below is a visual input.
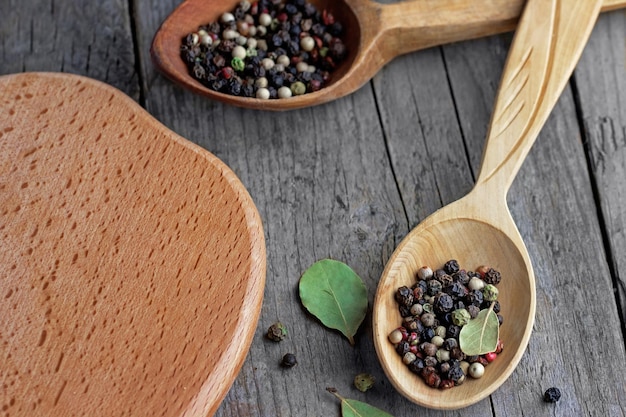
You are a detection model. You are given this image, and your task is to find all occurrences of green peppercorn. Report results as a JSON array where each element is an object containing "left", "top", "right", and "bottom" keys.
[
  {"left": 267, "top": 321, "right": 288, "bottom": 341},
  {"left": 451, "top": 308, "right": 471, "bottom": 326},
  {"left": 290, "top": 81, "right": 307, "bottom": 95},
  {"left": 231, "top": 57, "right": 245, "bottom": 71},
  {"left": 354, "top": 373, "right": 376, "bottom": 392},
  {"left": 483, "top": 284, "right": 499, "bottom": 302}
]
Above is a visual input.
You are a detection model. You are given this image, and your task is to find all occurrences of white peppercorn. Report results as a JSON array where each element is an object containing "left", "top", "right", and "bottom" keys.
[
  {"left": 259, "top": 13, "right": 272, "bottom": 26},
  {"left": 431, "top": 335, "right": 444, "bottom": 347},
  {"left": 417, "top": 266, "right": 433, "bottom": 280},
  {"left": 403, "top": 352, "right": 417, "bottom": 365},
  {"left": 276, "top": 55, "right": 290, "bottom": 67},
  {"left": 468, "top": 362, "right": 485, "bottom": 378},
  {"left": 277, "top": 86, "right": 292, "bottom": 98},
  {"left": 410, "top": 303, "right": 423, "bottom": 316},
  {"left": 220, "top": 12, "right": 235, "bottom": 23},
  {"left": 388, "top": 329, "right": 403, "bottom": 344},
  {"left": 254, "top": 77, "right": 268, "bottom": 88},
  {"left": 300, "top": 36, "right": 315, "bottom": 52},
  {"left": 261, "top": 58, "right": 275, "bottom": 70},
  {"left": 256, "top": 87, "right": 270, "bottom": 99},
  {"left": 231, "top": 45, "right": 247, "bottom": 59},
  {"left": 468, "top": 277, "right": 485, "bottom": 291}
]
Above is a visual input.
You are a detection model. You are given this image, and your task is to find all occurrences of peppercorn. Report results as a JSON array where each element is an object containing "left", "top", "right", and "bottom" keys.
[
  {"left": 451, "top": 308, "right": 471, "bottom": 326},
  {"left": 267, "top": 321, "right": 288, "bottom": 341},
  {"left": 452, "top": 270, "right": 470, "bottom": 285},
  {"left": 408, "top": 358, "right": 425, "bottom": 374},
  {"left": 446, "top": 325, "right": 461, "bottom": 339},
  {"left": 468, "top": 362, "right": 484, "bottom": 378},
  {"left": 483, "top": 268, "right": 502, "bottom": 285},
  {"left": 447, "top": 365, "right": 464, "bottom": 383},
  {"left": 281, "top": 353, "right": 297, "bottom": 367},
  {"left": 427, "top": 279, "right": 442, "bottom": 296},
  {"left": 410, "top": 303, "right": 423, "bottom": 316},
  {"left": 423, "top": 356, "right": 438, "bottom": 368},
  {"left": 395, "top": 286, "right": 414, "bottom": 307},
  {"left": 439, "top": 361, "right": 451, "bottom": 375},
  {"left": 466, "top": 290, "right": 484, "bottom": 306},
  {"left": 468, "top": 277, "right": 485, "bottom": 291},
  {"left": 420, "top": 312, "right": 436, "bottom": 328},
  {"left": 483, "top": 284, "right": 499, "bottom": 302},
  {"left": 543, "top": 387, "right": 561, "bottom": 403},
  {"left": 403, "top": 352, "right": 417, "bottom": 365},
  {"left": 353, "top": 373, "right": 376, "bottom": 392},
  {"left": 433, "top": 293, "right": 454, "bottom": 315},
  {"left": 417, "top": 266, "right": 433, "bottom": 280},
  {"left": 420, "top": 342, "right": 437, "bottom": 357},
  {"left": 466, "top": 304, "right": 480, "bottom": 319},
  {"left": 424, "top": 371, "right": 441, "bottom": 388},
  {"left": 443, "top": 259, "right": 460, "bottom": 275},
  {"left": 388, "top": 329, "right": 403, "bottom": 344},
  {"left": 450, "top": 347, "right": 465, "bottom": 361},
  {"left": 421, "top": 327, "right": 435, "bottom": 342},
  {"left": 431, "top": 336, "right": 444, "bottom": 347},
  {"left": 443, "top": 338, "right": 458, "bottom": 351},
  {"left": 444, "top": 282, "right": 468, "bottom": 299}
]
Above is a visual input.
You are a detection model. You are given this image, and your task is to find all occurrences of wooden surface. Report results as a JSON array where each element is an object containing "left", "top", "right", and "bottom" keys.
[
  {"left": 0, "top": 72, "right": 266, "bottom": 417},
  {"left": 1, "top": 0, "right": 625, "bottom": 416}
]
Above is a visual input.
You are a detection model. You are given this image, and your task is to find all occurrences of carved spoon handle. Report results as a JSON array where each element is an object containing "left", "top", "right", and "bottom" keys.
[{"left": 474, "top": 0, "right": 602, "bottom": 192}]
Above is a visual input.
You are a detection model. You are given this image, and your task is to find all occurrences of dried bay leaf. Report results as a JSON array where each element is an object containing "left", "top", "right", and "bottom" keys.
[
  {"left": 459, "top": 303, "right": 499, "bottom": 356},
  {"left": 299, "top": 259, "right": 368, "bottom": 345},
  {"left": 327, "top": 388, "right": 395, "bottom": 417}
]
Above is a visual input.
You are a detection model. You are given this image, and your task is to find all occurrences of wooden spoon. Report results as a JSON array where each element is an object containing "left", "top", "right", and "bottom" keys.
[
  {"left": 373, "top": 0, "right": 602, "bottom": 410},
  {"left": 150, "top": 0, "right": 625, "bottom": 111},
  {"left": 0, "top": 72, "right": 265, "bottom": 417}
]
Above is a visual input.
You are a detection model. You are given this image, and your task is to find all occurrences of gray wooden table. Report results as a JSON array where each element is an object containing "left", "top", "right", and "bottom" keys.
[{"left": 2, "top": 1, "right": 625, "bottom": 416}]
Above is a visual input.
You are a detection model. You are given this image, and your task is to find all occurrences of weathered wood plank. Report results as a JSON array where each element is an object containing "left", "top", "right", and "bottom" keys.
[
  {"left": 574, "top": 10, "right": 626, "bottom": 324},
  {"left": 0, "top": 0, "right": 139, "bottom": 99}
]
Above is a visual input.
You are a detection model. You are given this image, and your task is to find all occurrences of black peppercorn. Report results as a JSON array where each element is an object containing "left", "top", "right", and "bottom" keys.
[
  {"left": 483, "top": 268, "right": 502, "bottom": 285},
  {"left": 444, "top": 282, "right": 468, "bottom": 299},
  {"left": 395, "top": 286, "right": 414, "bottom": 307},
  {"left": 408, "top": 358, "right": 425, "bottom": 374},
  {"left": 281, "top": 353, "right": 297, "bottom": 367},
  {"left": 447, "top": 365, "right": 465, "bottom": 384},
  {"left": 466, "top": 290, "right": 484, "bottom": 306},
  {"left": 467, "top": 304, "right": 480, "bottom": 319},
  {"left": 443, "top": 259, "right": 460, "bottom": 275},
  {"left": 396, "top": 341, "right": 410, "bottom": 356},
  {"left": 543, "top": 387, "right": 561, "bottom": 403},
  {"left": 421, "top": 328, "right": 435, "bottom": 342},
  {"left": 433, "top": 293, "right": 454, "bottom": 315},
  {"left": 427, "top": 279, "right": 443, "bottom": 296},
  {"left": 452, "top": 270, "right": 470, "bottom": 285},
  {"left": 446, "top": 325, "right": 461, "bottom": 339}
]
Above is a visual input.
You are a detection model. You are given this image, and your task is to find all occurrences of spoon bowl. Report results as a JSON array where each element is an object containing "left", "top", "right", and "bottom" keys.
[
  {"left": 151, "top": 0, "right": 626, "bottom": 110},
  {"left": 373, "top": 191, "right": 534, "bottom": 409},
  {"left": 373, "top": 0, "right": 603, "bottom": 409}
]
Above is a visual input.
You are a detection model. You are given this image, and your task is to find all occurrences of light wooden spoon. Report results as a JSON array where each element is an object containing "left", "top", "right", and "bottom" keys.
[
  {"left": 373, "top": 0, "right": 602, "bottom": 410},
  {"left": 150, "top": 0, "right": 625, "bottom": 111}
]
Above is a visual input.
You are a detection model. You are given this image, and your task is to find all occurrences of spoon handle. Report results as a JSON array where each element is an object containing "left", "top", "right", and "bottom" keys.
[
  {"left": 473, "top": 0, "right": 602, "bottom": 192},
  {"left": 374, "top": 0, "right": 621, "bottom": 61}
]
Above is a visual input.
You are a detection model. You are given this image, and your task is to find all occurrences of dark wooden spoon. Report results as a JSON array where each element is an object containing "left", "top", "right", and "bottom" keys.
[{"left": 151, "top": 0, "right": 625, "bottom": 110}]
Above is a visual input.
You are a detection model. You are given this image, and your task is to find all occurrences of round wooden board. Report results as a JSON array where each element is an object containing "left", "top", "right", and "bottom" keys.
[{"left": 0, "top": 72, "right": 266, "bottom": 417}]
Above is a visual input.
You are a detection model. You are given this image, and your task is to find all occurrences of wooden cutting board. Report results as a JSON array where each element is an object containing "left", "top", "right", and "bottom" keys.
[{"left": 0, "top": 72, "right": 266, "bottom": 417}]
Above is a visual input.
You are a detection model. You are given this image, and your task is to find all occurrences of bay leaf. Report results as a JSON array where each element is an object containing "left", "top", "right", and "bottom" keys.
[
  {"left": 459, "top": 304, "right": 499, "bottom": 356},
  {"left": 327, "top": 388, "right": 394, "bottom": 417},
  {"left": 299, "top": 259, "right": 367, "bottom": 345}
]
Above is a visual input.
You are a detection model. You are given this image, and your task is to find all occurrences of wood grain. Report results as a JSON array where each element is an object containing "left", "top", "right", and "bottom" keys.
[
  {"left": 0, "top": 73, "right": 265, "bottom": 417},
  {"left": 1, "top": 0, "right": 625, "bottom": 416}
]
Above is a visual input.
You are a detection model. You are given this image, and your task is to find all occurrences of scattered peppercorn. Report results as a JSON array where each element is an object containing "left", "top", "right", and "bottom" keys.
[
  {"left": 353, "top": 373, "right": 376, "bottom": 392},
  {"left": 389, "top": 260, "right": 505, "bottom": 390},
  {"left": 267, "top": 321, "right": 288, "bottom": 341},
  {"left": 543, "top": 387, "right": 562, "bottom": 403},
  {"left": 181, "top": 0, "right": 347, "bottom": 99},
  {"left": 281, "top": 353, "right": 298, "bottom": 367}
]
